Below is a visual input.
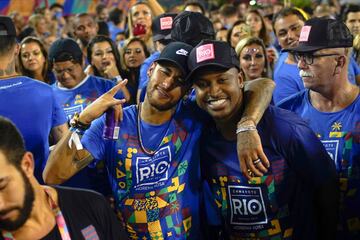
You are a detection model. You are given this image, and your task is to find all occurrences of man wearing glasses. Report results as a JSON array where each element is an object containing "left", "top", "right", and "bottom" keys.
[
  {"left": 278, "top": 18, "right": 360, "bottom": 240},
  {"left": 50, "top": 38, "right": 125, "bottom": 193}
]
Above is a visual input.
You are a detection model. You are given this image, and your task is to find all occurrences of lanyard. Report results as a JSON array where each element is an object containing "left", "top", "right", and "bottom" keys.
[{"left": 1, "top": 189, "right": 71, "bottom": 240}]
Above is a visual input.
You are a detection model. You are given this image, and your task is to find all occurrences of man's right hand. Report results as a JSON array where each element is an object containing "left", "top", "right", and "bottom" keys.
[{"left": 79, "top": 80, "right": 128, "bottom": 125}]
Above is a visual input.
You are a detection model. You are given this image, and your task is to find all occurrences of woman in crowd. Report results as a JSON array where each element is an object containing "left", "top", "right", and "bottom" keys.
[
  {"left": 235, "top": 37, "right": 269, "bottom": 81},
  {"left": 18, "top": 36, "right": 55, "bottom": 84},
  {"left": 28, "top": 13, "right": 49, "bottom": 39},
  {"left": 120, "top": 37, "right": 150, "bottom": 105},
  {"left": 86, "top": 35, "right": 130, "bottom": 101},
  {"left": 226, "top": 19, "right": 251, "bottom": 49},
  {"left": 127, "top": 0, "right": 164, "bottom": 53},
  {"left": 244, "top": 9, "right": 270, "bottom": 47}
]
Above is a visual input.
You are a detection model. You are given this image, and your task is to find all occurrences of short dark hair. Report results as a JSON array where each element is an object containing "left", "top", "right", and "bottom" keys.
[
  {"left": 219, "top": 4, "right": 237, "bottom": 18},
  {"left": 0, "top": 117, "right": 26, "bottom": 170},
  {"left": 96, "top": 3, "right": 107, "bottom": 15},
  {"left": 184, "top": 0, "right": 206, "bottom": 14},
  {"left": 343, "top": 4, "right": 360, "bottom": 22},
  {"left": 0, "top": 36, "right": 17, "bottom": 55},
  {"left": 109, "top": 7, "right": 123, "bottom": 25},
  {"left": 272, "top": 7, "right": 306, "bottom": 31}
]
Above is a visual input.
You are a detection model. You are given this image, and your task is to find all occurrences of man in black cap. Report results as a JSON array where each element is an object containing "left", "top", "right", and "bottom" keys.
[
  {"left": 278, "top": 17, "right": 360, "bottom": 239},
  {"left": 0, "top": 16, "right": 67, "bottom": 184},
  {"left": 49, "top": 38, "right": 125, "bottom": 192},
  {"left": 137, "top": 13, "right": 177, "bottom": 102},
  {"left": 188, "top": 39, "right": 338, "bottom": 239},
  {"left": 44, "top": 40, "right": 275, "bottom": 238}
]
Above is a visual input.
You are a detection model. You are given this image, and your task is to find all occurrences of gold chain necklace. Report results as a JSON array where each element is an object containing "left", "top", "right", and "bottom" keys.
[{"left": 137, "top": 103, "right": 173, "bottom": 156}]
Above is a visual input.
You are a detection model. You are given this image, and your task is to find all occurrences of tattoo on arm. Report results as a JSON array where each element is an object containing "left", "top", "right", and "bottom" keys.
[{"left": 72, "top": 154, "right": 94, "bottom": 170}]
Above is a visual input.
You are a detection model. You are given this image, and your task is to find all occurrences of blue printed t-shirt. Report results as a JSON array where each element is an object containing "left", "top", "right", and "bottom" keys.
[
  {"left": 278, "top": 90, "right": 360, "bottom": 239},
  {"left": 0, "top": 76, "right": 67, "bottom": 183},
  {"left": 82, "top": 101, "right": 204, "bottom": 239},
  {"left": 53, "top": 75, "right": 123, "bottom": 193},
  {"left": 201, "top": 106, "right": 337, "bottom": 240},
  {"left": 53, "top": 75, "right": 122, "bottom": 120},
  {"left": 273, "top": 52, "right": 304, "bottom": 105}
]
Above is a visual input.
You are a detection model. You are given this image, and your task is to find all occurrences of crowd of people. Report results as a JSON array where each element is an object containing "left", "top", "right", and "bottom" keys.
[{"left": 0, "top": 0, "right": 359, "bottom": 239}]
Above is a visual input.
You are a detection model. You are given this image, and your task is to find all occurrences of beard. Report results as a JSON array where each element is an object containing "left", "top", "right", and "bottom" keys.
[
  {"left": 0, "top": 169, "right": 35, "bottom": 231},
  {"left": 146, "top": 88, "right": 178, "bottom": 111}
]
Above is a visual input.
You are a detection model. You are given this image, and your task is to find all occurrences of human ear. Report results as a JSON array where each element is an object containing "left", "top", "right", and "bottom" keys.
[{"left": 20, "top": 152, "right": 35, "bottom": 177}]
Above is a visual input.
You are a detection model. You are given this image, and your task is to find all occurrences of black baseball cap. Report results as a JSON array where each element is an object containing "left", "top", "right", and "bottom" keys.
[
  {"left": 171, "top": 11, "right": 215, "bottom": 47},
  {"left": 152, "top": 13, "right": 177, "bottom": 42},
  {"left": 155, "top": 41, "right": 193, "bottom": 79},
  {"left": 48, "top": 38, "right": 83, "bottom": 63},
  {"left": 0, "top": 16, "right": 16, "bottom": 37},
  {"left": 285, "top": 17, "right": 353, "bottom": 53},
  {"left": 187, "top": 40, "right": 240, "bottom": 81}
]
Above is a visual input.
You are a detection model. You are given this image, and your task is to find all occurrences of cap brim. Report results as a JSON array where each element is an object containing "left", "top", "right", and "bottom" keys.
[
  {"left": 153, "top": 34, "right": 166, "bottom": 42},
  {"left": 187, "top": 63, "right": 232, "bottom": 82},
  {"left": 155, "top": 58, "right": 187, "bottom": 78},
  {"left": 283, "top": 45, "right": 325, "bottom": 53}
]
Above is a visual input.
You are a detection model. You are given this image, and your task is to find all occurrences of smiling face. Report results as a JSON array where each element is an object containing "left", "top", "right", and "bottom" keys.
[
  {"left": 194, "top": 67, "right": 244, "bottom": 121},
  {"left": 124, "top": 40, "right": 147, "bottom": 68},
  {"left": 274, "top": 14, "right": 304, "bottom": 49},
  {"left": 91, "top": 41, "right": 116, "bottom": 74},
  {"left": 20, "top": 42, "right": 45, "bottom": 73},
  {"left": 0, "top": 152, "right": 34, "bottom": 232},
  {"left": 146, "top": 62, "right": 189, "bottom": 111},
  {"left": 239, "top": 43, "right": 266, "bottom": 80}
]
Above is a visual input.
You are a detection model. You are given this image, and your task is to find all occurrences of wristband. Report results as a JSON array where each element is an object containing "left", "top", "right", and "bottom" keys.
[
  {"left": 236, "top": 125, "right": 257, "bottom": 134},
  {"left": 68, "top": 131, "right": 84, "bottom": 150},
  {"left": 69, "top": 113, "right": 91, "bottom": 131}
]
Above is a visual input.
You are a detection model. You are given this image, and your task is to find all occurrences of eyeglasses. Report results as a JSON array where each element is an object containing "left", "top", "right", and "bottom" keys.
[
  {"left": 53, "top": 64, "right": 77, "bottom": 76},
  {"left": 293, "top": 52, "right": 339, "bottom": 65}
]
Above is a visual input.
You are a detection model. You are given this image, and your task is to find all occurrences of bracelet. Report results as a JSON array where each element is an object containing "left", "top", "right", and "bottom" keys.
[
  {"left": 236, "top": 125, "right": 257, "bottom": 134},
  {"left": 69, "top": 113, "right": 91, "bottom": 131}
]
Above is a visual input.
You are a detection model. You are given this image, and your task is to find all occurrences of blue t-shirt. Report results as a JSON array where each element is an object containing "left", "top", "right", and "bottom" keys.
[
  {"left": 278, "top": 90, "right": 360, "bottom": 239},
  {"left": 273, "top": 52, "right": 304, "bottom": 105},
  {"left": 53, "top": 75, "right": 120, "bottom": 120},
  {"left": 201, "top": 106, "right": 337, "bottom": 240},
  {"left": 82, "top": 101, "right": 204, "bottom": 239},
  {"left": 53, "top": 75, "right": 122, "bottom": 194},
  {"left": 0, "top": 76, "right": 67, "bottom": 183}
]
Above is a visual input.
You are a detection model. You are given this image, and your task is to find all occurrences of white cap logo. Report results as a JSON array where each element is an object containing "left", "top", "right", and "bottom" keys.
[
  {"left": 176, "top": 49, "right": 188, "bottom": 56},
  {"left": 160, "top": 17, "right": 173, "bottom": 30},
  {"left": 196, "top": 44, "right": 215, "bottom": 63}
]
